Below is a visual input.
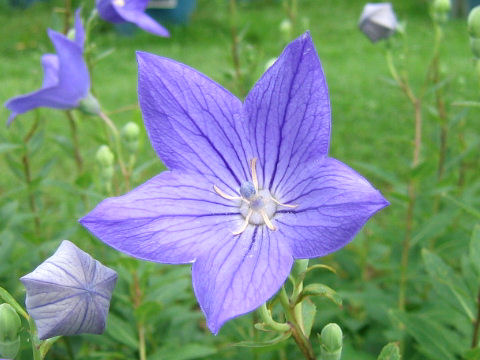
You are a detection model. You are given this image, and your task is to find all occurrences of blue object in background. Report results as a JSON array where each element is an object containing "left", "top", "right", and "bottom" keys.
[{"left": 147, "top": 0, "right": 197, "bottom": 25}]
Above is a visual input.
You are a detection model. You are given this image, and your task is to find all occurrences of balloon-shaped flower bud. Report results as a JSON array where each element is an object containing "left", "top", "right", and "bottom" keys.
[
  {"left": 121, "top": 122, "right": 140, "bottom": 153},
  {"left": 79, "top": 93, "right": 101, "bottom": 115},
  {"left": 469, "top": 6, "right": 480, "bottom": 58},
  {"left": 20, "top": 240, "right": 117, "bottom": 340},
  {"left": 359, "top": 3, "right": 398, "bottom": 43},
  {"left": 96, "top": 145, "right": 114, "bottom": 167},
  {"left": 280, "top": 19, "right": 293, "bottom": 41},
  {"left": 432, "top": 0, "right": 451, "bottom": 23},
  {"left": 0, "top": 303, "right": 21, "bottom": 359},
  {"left": 319, "top": 323, "right": 343, "bottom": 360}
]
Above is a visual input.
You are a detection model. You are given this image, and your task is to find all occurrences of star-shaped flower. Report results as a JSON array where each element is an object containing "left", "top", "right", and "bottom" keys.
[
  {"left": 96, "top": 0, "right": 169, "bottom": 37},
  {"left": 81, "top": 32, "right": 388, "bottom": 334},
  {"left": 20, "top": 240, "right": 117, "bottom": 340},
  {"left": 4, "top": 9, "right": 90, "bottom": 126}
]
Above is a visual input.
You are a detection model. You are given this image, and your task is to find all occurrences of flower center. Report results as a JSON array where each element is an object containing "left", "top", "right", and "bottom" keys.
[
  {"left": 213, "top": 158, "right": 297, "bottom": 235},
  {"left": 113, "top": 0, "right": 125, "bottom": 6}
]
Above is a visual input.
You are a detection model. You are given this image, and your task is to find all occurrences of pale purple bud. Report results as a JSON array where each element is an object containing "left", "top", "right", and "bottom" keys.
[
  {"left": 20, "top": 240, "right": 117, "bottom": 340},
  {"left": 359, "top": 3, "right": 398, "bottom": 43}
]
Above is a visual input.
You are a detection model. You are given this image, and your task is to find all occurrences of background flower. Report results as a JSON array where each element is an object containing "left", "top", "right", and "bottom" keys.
[
  {"left": 81, "top": 32, "right": 388, "bottom": 334},
  {"left": 96, "top": 0, "right": 169, "bottom": 37},
  {"left": 358, "top": 3, "right": 398, "bottom": 42},
  {"left": 4, "top": 9, "right": 90, "bottom": 126},
  {"left": 20, "top": 240, "right": 117, "bottom": 340}
]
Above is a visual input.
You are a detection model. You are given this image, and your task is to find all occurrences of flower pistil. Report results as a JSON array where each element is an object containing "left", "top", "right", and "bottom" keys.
[{"left": 214, "top": 158, "right": 297, "bottom": 235}]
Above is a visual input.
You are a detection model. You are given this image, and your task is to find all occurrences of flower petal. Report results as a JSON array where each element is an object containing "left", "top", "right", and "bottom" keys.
[
  {"left": 20, "top": 240, "right": 117, "bottom": 339},
  {"left": 137, "top": 52, "right": 249, "bottom": 193},
  {"left": 41, "top": 54, "right": 60, "bottom": 88},
  {"left": 5, "top": 86, "right": 76, "bottom": 126},
  {"left": 115, "top": 8, "right": 169, "bottom": 37},
  {"left": 274, "top": 157, "right": 389, "bottom": 259},
  {"left": 96, "top": 0, "right": 124, "bottom": 23},
  {"left": 192, "top": 226, "right": 293, "bottom": 334},
  {"left": 244, "top": 32, "right": 331, "bottom": 193},
  {"left": 81, "top": 171, "right": 243, "bottom": 264},
  {"left": 74, "top": 8, "right": 86, "bottom": 49},
  {"left": 48, "top": 29, "right": 90, "bottom": 104}
]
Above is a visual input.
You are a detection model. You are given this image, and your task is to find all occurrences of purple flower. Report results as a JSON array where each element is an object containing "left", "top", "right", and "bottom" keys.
[
  {"left": 20, "top": 240, "right": 117, "bottom": 340},
  {"left": 359, "top": 3, "right": 398, "bottom": 43},
  {"left": 96, "top": 0, "right": 169, "bottom": 37},
  {"left": 81, "top": 32, "right": 388, "bottom": 334},
  {"left": 4, "top": 9, "right": 90, "bottom": 126}
]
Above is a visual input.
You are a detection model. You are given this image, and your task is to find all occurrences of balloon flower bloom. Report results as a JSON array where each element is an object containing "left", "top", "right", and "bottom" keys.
[
  {"left": 81, "top": 32, "right": 388, "bottom": 334},
  {"left": 5, "top": 9, "right": 91, "bottom": 126},
  {"left": 96, "top": 0, "right": 169, "bottom": 37},
  {"left": 21, "top": 240, "right": 117, "bottom": 340},
  {"left": 359, "top": 3, "right": 398, "bottom": 43}
]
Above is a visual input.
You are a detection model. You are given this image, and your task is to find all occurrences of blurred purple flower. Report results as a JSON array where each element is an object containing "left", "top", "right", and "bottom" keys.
[
  {"left": 20, "top": 240, "right": 117, "bottom": 340},
  {"left": 96, "top": 0, "right": 169, "bottom": 37},
  {"left": 4, "top": 9, "right": 90, "bottom": 126},
  {"left": 359, "top": 3, "right": 398, "bottom": 42},
  {"left": 81, "top": 32, "right": 388, "bottom": 334}
]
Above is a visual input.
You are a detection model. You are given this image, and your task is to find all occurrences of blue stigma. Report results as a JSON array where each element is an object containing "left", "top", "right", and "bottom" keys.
[{"left": 240, "top": 181, "right": 256, "bottom": 200}]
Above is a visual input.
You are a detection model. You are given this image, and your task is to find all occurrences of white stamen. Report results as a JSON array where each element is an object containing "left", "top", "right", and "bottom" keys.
[{"left": 233, "top": 210, "right": 252, "bottom": 235}]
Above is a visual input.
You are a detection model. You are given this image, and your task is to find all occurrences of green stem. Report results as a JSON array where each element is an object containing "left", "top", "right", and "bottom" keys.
[
  {"left": 99, "top": 111, "right": 130, "bottom": 191},
  {"left": 63, "top": 0, "right": 72, "bottom": 34},
  {"left": 279, "top": 287, "right": 316, "bottom": 360},
  {"left": 66, "top": 111, "right": 83, "bottom": 174},
  {"left": 133, "top": 271, "right": 146, "bottom": 360},
  {"left": 28, "top": 315, "right": 42, "bottom": 360},
  {"left": 228, "top": 0, "right": 244, "bottom": 95},
  {"left": 22, "top": 118, "right": 41, "bottom": 238},
  {"left": 258, "top": 303, "right": 290, "bottom": 332},
  {"left": 472, "top": 288, "right": 480, "bottom": 348}
]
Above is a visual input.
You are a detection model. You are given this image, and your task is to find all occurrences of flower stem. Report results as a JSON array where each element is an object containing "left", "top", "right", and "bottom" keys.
[
  {"left": 132, "top": 271, "right": 146, "bottom": 360},
  {"left": 258, "top": 303, "right": 290, "bottom": 332},
  {"left": 22, "top": 118, "right": 41, "bottom": 238},
  {"left": 66, "top": 111, "right": 83, "bottom": 174},
  {"left": 99, "top": 111, "right": 130, "bottom": 191},
  {"left": 472, "top": 288, "right": 480, "bottom": 348},
  {"left": 228, "top": 0, "right": 244, "bottom": 95},
  {"left": 279, "top": 287, "right": 316, "bottom": 360},
  {"left": 63, "top": 0, "right": 72, "bottom": 34}
]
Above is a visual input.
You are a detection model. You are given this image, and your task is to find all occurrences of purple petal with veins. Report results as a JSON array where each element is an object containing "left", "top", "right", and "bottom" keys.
[
  {"left": 81, "top": 32, "right": 389, "bottom": 334},
  {"left": 20, "top": 240, "right": 117, "bottom": 340}
]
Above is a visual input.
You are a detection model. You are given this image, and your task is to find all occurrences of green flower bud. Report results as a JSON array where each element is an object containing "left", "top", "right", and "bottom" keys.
[
  {"left": 433, "top": 0, "right": 451, "bottom": 13},
  {"left": 121, "top": 122, "right": 140, "bottom": 153},
  {"left": 0, "top": 304, "right": 21, "bottom": 359},
  {"left": 468, "top": 6, "right": 480, "bottom": 39},
  {"left": 78, "top": 93, "right": 101, "bottom": 116},
  {"left": 320, "top": 323, "right": 343, "bottom": 360},
  {"left": 470, "top": 38, "right": 480, "bottom": 59},
  {"left": 67, "top": 28, "right": 76, "bottom": 41},
  {"left": 96, "top": 145, "right": 114, "bottom": 167},
  {"left": 264, "top": 58, "right": 277, "bottom": 71},
  {"left": 122, "top": 122, "right": 140, "bottom": 142},
  {"left": 279, "top": 19, "right": 292, "bottom": 41}
]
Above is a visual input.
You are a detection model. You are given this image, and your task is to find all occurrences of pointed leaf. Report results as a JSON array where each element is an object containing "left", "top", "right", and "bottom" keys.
[
  {"left": 234, "top": 331, "right": 291, "bottom": 348},
  {"left": 377, "top": 342, "right": 401, "bottom": 360},
  {"left": 470, "top": 224, "right": 480, "bottom": 276},
  {"left": 296, "top": 283, "right": 342, "bottom": 307}
]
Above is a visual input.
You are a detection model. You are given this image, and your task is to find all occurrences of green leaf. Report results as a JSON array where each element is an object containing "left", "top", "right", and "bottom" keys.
[
  {"left": 105, "top": 314, "right": 138, "bottom": 350},
  {"left": 464, "top": 347, "right": 480, "bottom": 360},
  {"left": 0, "top": 143, "right": 21, "bottom": 155},
  {"left": 148, "top": 344, "right": 217, "bottom": 360},
  {"left": 470, "top": 224, "right": 480, "bottom": 276},
  {"left": 377, "top": 343, "right": 401, "bottom": 360},
  {"left": 422, "top": 249, "right": 475, "bottom": 321},
  {"left": 296, "top": 283, "right": 342, "bottom": 307},
  {"left": 233, "top": 331, "right": 291, "bottom": 348},
  {"left": 302, "top": 299, "right": 317, "bottom": 338}
]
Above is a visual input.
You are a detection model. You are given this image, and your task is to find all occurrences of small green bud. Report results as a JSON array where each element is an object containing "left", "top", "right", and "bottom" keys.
[
  {"left": 433, "top": 0, "right": 451, "bottom": 14},
  {"left": 78, "top": 93, "right": 101, "bottom": 116},
  {"left": 468, "top": 6, "right": 480, "bottom": 39},
  {"left": 279, "top": 19, "right": 292, "bottom": 41},
  {"left": 264, "top": 57, "right": 277, "bottom": 71},
  {"left": 470, "top": 38, "right": 480, "bottom": 59},
  {"left": 67, "top": 28, "right": 76, "bottom": 41},
  {"left": 0, "top": 304, "right": 21, "bottom": 359},
  {"left": 96, "top": 145, "right": 114, "bottom": 167},
  {"left": 320, "top": 323, "right": 343, "bottom": 360},
  {"left": 121, "top": 122, "right": 140, "bottom": 141},
  {"left": 121, "top": 122, "right": 140, "bottom": 153}
]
